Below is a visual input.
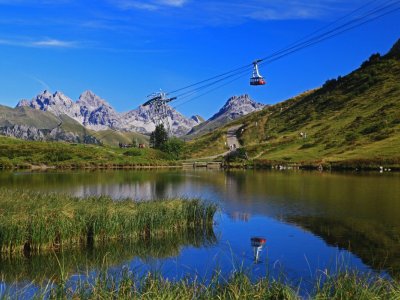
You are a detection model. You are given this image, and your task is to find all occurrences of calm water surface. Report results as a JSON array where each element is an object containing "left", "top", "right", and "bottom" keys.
[{"left": 1, "top": 169, "right": 400, "bottom": 295}]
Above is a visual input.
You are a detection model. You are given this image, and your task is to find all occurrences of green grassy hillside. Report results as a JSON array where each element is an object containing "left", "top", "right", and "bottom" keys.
[
  {"left": 0, "top": 136, "right": 172, "bottom": 169},
  {"left": 187, "top": 114, "right": 232, "bottom": 139},
  {"left": 185, "top": 129, "right": 227, "bottom": 158},
  {"left": 187, "top": 39, "right": 400, "bottom": 169},
  {"left": 0, "top": 105, "right": 149, "bottom": 147},
  {"left": 92, "top": 129, "right": 149, "bottom": 147},
  {"left": 0, "top": 105, "right": 62, "bottom": 129}
]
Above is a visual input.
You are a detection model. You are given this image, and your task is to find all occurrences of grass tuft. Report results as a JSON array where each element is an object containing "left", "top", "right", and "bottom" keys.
[{"left": 0, "top": 189, "right": 217, "bottom": 255}]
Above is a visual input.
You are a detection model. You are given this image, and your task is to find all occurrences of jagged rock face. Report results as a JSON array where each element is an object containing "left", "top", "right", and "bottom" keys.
[
  {"left": 210, "top": 94, "right": 264, "bottom": 121},
  {"left": 77, "top": 91, "right": 122, "bottom": 130},
  {"left": 17, "top": 90, "right": 121, "bottom": 131},
  {"left": 0, "top": 124, "right": 100, "bottom": 144},
  {"left": 17, "top": 90, "right": 203, "bottom": 136},
  {"left": 121, "top": 105, "right": 157, "bottom": 134},
  {"left": 17, "top": 90, "right": 79, "bottom": 117},
  {"left": 0, "top": 125, "right": 46, "bottom": 141},
  {"left": 121, "top": 103, "right": 202, "bottom": 136}
]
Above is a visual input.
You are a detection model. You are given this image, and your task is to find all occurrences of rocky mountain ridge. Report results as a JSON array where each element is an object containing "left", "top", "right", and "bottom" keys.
[
  {"left": 17, "top": 91, "right": 265, "bottom": 137},
  {"left": 210, "top": 94, "right": 265, "bottom": 121},
  {"left": 187, "top": 94, "right": 265, "bottom": 137},
  {"left": 17, "top": 90, "right": 202, "bottom": 136}
]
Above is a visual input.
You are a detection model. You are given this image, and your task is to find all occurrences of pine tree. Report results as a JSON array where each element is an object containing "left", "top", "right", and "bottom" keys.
[{"left": 150, "top": 124, "right": 168, "bottom": 149}]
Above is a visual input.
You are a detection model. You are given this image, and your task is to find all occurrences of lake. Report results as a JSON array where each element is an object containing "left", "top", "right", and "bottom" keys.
[{"left": 1, "top": 169, "right": 400, "bottom": 295}]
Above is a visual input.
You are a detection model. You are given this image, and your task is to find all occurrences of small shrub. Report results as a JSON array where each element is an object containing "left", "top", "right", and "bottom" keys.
[
  {"left": 299, "top": 143, "right": 315, "bottom": 149},
  {"left": 225, "top": 148, "right": 248, "bottom": 162},
  {"left": 361, "top": 122, "right": 386, "bottom": 135},
  {"left": 371, "top": 129, "right": 394, "bottom": 141},
  {"left": 325, "top": 140, "right": 338, "bottom": 150},
  {"left": 123, "top": 149, "right": 141, "bottom": 157},
  {"left": 391, "top": 115, "right": 400, "bottom": 125},
  {"left": 345, "top": 132, "right": 359, "bottom": 143},
  {"left": 265, "top": 134, "right": 278, "bottom": 141},
  {"left": 323, "top": 78, "right": 338, "bottom": 90},
  {"left": 361, "top": 53, "right": 381, "bottom": 68},
  {"left": 45, "top": 151, "right": 72, "bottom": 162},
  {"left": 161, "top": 138, "right": 185, "bottom": 160}
]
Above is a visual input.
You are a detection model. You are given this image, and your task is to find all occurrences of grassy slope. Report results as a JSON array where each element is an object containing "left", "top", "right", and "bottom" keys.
[
  {"left": 187, "top": 41, "right": 400, "bottom": 168},
  {"left": 0, "top": 105, "right": 149, "bottom": 147},
  {"left": 91, "top": 129, "right": 149, "bottom": 147},
  {"left": 184, "top": 129, "right": 227, "bottom": 159},
  {"left": 187, "top": 114, "right": 232, "bottom": 139},
  {"left": 0, "top": 135, "right": 172, "bottom": 168},
  {"left": 0, "top": 105, "right": 62, "bottom": 129}
]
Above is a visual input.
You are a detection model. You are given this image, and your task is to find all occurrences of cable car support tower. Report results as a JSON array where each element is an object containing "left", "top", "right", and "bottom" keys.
[{"left": 142, "top": 91, "right": 176, "bottom": 135}]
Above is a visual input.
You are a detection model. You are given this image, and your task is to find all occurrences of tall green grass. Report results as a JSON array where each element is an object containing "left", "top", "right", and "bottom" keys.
[
  {"left": 2, "top": 268, "right": 399, "bottom": 299},
  {"left": 0, "top": 189, "right": 216, "bottom": 255}
]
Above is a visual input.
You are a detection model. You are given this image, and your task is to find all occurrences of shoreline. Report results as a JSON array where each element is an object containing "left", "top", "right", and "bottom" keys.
[
  {"left": 1, "top": 161, "right": 399, "bottom": 172},
  {"left": 224, "top": 159, "right": 400, "bottom": 172}
]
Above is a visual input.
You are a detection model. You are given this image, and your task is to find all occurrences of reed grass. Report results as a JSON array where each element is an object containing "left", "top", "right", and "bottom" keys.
[
  {"left": 3, "top": 268, "right": 400, "bottom": 299},
  {"left": 313, "top": 271, "right": 400, "bottom": 299},
  {"left": 0, "top": 189, "right": 216, "bottom": 255}
]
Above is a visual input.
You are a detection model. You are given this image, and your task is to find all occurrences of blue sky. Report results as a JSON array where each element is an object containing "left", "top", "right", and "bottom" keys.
[{"left": 0, "top": 0, "right": 399, "bottom": 118}]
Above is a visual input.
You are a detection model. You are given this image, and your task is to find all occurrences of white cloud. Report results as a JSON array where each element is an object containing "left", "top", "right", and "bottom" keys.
[
  {"left": 114, "top": 1, "right": 158, "bottom": 11},
  {"left": 158, "top": 0, "right": 186, "bottom": 7},
  {"left": 190, "top": 1, "right": 353, "bottom": 24},
  {"left": 31, "top": 39, "right": 77, "bottom": 48},
  {"left": 0, "top": 0, "right": 73, "bottom": 4},
  {"left": 0, "top": 38, "right": 78, "bottom": 48},
  {"left": 106, "top": 0, "right": 364, "bottom": 26},
  {"left": 112, "top": 0, "right": 188, "bottom": 11}
]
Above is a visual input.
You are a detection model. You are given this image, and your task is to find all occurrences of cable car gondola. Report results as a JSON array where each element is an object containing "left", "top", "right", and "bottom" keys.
[{"left": 250, "top": 60, "right": 266, "bottom": 86}]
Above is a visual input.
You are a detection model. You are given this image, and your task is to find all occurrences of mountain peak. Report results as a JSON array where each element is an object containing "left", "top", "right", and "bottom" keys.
[
  {"left": 81, "top": 90, "right": 96, "bottom": 98},
  {"left": 40, "top": 90, "right": 52, "bottom": 97},
  {"left": 224, "top": 94, "right": 252, "bottom": 106},
  {"left": 78, "top": 90, "right": 109, "bottom": 108},
  {"left": 210, "top": 94, "right": 264, "bottom": 122},
  {"left": 16, "top": 99, "right": 30, "bottom": 108},
  {"left": 36, "top": 90, "right": 69, "bottom": 101},
  {"left": 54, "top": 91, "right": 66, "bottom": 97}
]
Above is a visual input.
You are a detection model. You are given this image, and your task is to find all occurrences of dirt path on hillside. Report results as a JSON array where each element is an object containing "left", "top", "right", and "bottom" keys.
[
  {"left": 226, "top": 125, "right": 241, "bottom": 151},
  {"left": 193, "top": 125, "right": 242, "bottom": 160}
]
